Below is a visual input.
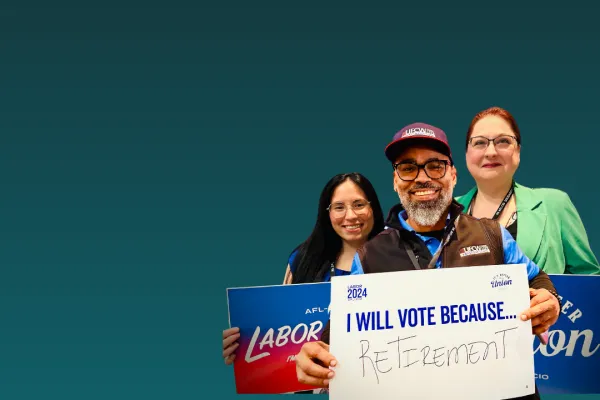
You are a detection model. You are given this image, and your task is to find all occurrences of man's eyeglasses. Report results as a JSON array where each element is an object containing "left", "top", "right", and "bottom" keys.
[
  {"left": 393, "top": 159, "right": 450, "bottom": 181},
  {"left": 327, "top": 200, "right": 371, "bottom": 217},
  {"left": 468, "top": 135, "right": 518, "bottom": 151}
]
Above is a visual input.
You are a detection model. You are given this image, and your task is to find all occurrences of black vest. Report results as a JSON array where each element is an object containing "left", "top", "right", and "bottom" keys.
[{"left": 358, "top": 201, "right": 503, "bottom": 274}]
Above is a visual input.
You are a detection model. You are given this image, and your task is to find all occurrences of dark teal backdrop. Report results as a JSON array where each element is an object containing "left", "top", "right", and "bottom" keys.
[{"left": 0, "top": 2, "right": 598, "bottom": 399}]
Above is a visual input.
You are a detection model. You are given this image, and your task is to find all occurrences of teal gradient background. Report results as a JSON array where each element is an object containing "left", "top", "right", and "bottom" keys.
[{"left": 0, "top": 2, "right": 598, "bottom": 399}]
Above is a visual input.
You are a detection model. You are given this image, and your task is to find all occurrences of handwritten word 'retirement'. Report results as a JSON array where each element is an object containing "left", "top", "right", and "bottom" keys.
[{"left": 357, "top": 327, "right": 517, "bottom": 384}]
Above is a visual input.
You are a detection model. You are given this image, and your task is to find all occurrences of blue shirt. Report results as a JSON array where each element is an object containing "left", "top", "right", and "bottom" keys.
[
  {"left": 350, "top": 211, "right": 540, "bottom": 280},
  {"left": 288, "top": 249, "right": 353, "bottom": 282}
]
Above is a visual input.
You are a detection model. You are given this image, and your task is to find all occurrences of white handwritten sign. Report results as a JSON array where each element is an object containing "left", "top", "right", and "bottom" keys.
[{"left": 329, "top": 264, "right": 535, "bottom": 400}]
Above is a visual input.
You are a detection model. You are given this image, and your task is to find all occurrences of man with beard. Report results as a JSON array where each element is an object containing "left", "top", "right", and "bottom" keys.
[{"left": 294, "top": 123, "right": 560, "bottom": 400}]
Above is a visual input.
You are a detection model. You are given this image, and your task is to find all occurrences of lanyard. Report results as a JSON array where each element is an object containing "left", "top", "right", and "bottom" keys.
[
  {"left": 329, "top": 262, "right": 335, "bottom": 280},
  {"left": 469, "top": 183, "right": 515, "bottom": 220},
  {"left": 427, "top": 219, "right": 458, "bottom": 269},
  {"left": 400, "top": 216, "right": 459, "bottom": 270}
]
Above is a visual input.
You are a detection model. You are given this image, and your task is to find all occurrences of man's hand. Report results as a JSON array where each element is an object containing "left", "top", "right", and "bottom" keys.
[
  {"left": 520, "top": 288, "right": 560, "bottom": 335},
  {"left": 295, "top": 341, "right": 337, "bottom": 388}
]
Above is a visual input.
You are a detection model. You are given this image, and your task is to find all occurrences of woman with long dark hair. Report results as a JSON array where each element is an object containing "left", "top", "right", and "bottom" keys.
[
  {"left": 223, "top": 172, "right": 385, "bottom": 365},
  {"left": 286, "top": 172, "right": 385, "bottom": 284}
]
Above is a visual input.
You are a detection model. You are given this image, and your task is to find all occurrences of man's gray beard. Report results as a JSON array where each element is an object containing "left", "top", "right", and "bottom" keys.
[{"left": 398, "top": 188, "right": 453, "bottom": 227}]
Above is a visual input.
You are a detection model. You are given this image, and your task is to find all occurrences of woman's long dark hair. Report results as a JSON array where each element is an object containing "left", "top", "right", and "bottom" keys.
[{"left": 291, "top": 173, "right": 385, "bottom": 284}]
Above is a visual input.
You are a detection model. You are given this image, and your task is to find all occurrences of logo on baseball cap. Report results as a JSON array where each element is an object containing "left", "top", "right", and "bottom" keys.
[{"left": 384, "top": 122, "right": 453, "bottom": 164}]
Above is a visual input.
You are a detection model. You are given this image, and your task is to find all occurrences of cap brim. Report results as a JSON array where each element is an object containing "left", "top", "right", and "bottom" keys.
[{"left": 385, "top": 137, "right": 453, "bottom": 163}]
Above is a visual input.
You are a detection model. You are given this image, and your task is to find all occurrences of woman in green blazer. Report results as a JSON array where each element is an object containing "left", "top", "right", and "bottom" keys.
[{"left": 456, "top": 106, "right": 599, "bottom": 275}]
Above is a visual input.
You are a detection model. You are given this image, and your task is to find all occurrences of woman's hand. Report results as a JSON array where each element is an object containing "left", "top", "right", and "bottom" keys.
[{"left": 223, "top": 327, "right": 241, "bottom": 365}]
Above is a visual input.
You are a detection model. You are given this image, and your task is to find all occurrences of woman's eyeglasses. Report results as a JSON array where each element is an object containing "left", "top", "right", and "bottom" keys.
[
  {"left": 468, "top": 135, "right": 518, "bottom": 151},
  {"left": 327, "top": 200, "right": 371, "bottom": 217}
]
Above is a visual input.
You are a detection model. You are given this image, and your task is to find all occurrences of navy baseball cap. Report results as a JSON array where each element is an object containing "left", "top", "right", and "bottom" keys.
[{"left": 384, "top": 122, "right": 453, "bottom": 164}]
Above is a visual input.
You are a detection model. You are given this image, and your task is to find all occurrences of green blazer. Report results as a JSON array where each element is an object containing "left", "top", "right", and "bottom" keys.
[{"left": 456, "top": 182, "right": 599, "bottom": 275}]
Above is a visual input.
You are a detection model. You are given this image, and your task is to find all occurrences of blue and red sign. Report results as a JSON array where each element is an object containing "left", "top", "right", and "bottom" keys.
[{"left": 226, "top": 282, "right": 331, "bottom": 394}]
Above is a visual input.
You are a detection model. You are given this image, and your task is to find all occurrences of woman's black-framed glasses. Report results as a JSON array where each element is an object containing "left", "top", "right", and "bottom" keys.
[
  {"left": 327, "top": 200, "right": 371, "bottom": 217},
  {"left": 393, "top": 159, "right": 450, "bottom": 181},
  {"left": 468, "top": 135, "right": 518, "bottom": 151}
]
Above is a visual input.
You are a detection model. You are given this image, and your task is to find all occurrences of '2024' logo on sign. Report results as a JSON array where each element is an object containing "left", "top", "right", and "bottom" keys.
[{"left": 348, "top": 284, "right": 367, "bottom": 301}]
